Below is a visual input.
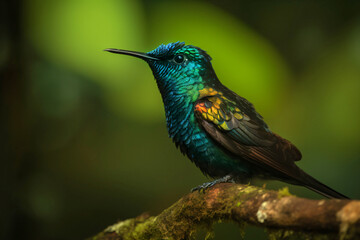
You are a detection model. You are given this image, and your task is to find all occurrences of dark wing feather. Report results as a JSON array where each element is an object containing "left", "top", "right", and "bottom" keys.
[
  {"left": 194, "top": 95, "right": 302, "bottom": 180},
  {"left": 194, "top": 95, "right": 349, "bottom": 199},
  {"left": 199, "top": 117, "right": 303, "bottom": 181}
]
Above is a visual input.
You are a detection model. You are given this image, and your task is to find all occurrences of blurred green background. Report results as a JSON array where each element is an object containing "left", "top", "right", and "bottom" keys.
[{"left": 1, "top": 0, "right": 359, "bottom": 239}]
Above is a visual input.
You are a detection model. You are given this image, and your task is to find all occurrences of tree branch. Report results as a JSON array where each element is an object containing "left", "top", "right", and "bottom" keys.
[{"left": 89, "top": 183, "right": 360, "bottom": 240}]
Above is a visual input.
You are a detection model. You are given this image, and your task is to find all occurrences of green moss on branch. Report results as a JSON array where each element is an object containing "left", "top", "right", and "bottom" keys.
[{"left": 89, "top": 183, "right": 360, "bottom": 240}]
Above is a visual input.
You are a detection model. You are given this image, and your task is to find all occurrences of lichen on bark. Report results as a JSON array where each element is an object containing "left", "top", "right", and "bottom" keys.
[{"left": 89, "top": 183, "right": 360, "bottom": 240}]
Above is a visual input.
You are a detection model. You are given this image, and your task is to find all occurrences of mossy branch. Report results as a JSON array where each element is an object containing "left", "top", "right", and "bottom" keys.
[{"left": 89, "top": 183, "right": 360, "bottom": 240}]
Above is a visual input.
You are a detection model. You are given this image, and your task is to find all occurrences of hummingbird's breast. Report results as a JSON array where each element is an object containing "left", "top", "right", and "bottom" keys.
[{"left": 162, "top": 85, "right": 251, "bottom": 178}]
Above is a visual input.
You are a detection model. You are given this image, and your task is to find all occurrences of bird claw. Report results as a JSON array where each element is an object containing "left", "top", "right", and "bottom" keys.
[
  {"left": 191, "top": 175, "right": 234, "bottom": 192},
  {"left": 191, "top": 182, "right": 216, "bottom": 192}
]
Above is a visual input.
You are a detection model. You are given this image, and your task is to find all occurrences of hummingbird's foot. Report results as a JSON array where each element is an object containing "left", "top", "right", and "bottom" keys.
[{"left": 191, "top": 175, "right": 235, "bottom": 192}]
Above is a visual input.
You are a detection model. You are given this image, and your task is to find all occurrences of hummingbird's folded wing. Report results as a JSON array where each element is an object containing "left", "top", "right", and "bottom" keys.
[{"left": 194, "top": 95, "right": 302, "bottom": 180}]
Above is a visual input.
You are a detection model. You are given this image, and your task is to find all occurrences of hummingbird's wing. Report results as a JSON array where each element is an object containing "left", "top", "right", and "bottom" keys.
[
  {"left": 194, "top": 94, "right": 349, "bottom": 199},
  {"left": 194, "top": 94, "right": 303, "bottom": 180}
]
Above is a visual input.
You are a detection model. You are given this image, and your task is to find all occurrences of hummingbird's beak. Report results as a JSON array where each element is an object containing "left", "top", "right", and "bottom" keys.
[{"left": 104, "top": 48, "right": 159, "bottom": 61}]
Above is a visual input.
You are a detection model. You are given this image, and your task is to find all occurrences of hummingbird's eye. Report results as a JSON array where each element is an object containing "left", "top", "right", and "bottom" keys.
[{"left": 173, "top": 54, "right": 185, "bottom": 64}]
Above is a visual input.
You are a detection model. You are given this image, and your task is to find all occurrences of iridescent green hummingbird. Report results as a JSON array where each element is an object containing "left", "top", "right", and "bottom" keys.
[{"left": 105, "top": 42, "right": 348, "bottom": 199}]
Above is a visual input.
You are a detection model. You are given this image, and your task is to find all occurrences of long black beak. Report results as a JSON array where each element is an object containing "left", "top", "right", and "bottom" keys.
[{"left": 104, "top": 48, "right": 159, "bottom": 61}]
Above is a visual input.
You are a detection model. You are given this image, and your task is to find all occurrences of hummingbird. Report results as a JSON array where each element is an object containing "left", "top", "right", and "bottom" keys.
[{"left": 105, "top": 42, "right": 349, "bottom": 199}]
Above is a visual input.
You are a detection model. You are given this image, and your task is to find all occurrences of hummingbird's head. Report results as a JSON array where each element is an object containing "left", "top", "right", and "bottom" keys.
[{"left": 105, "top": 42, "right": 217, "bottom": 96}]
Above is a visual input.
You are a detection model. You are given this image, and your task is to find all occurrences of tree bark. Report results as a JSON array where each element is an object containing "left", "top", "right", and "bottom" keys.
[{"left": 89, "top": 183, "right": 360, "bottom": 240}]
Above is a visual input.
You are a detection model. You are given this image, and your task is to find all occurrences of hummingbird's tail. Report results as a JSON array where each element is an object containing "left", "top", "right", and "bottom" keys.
[{"left": 299, "top": 171, "right": 349, "bottom": 199}]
